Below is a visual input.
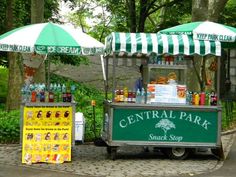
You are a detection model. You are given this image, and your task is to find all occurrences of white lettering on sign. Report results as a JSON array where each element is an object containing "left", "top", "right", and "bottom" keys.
[
  {"left": 149, "top": 133, "right": 183, "bottom": 142},
  {"left": 46, "top": 46, "right": 80, "bottom": 54},
  {"left": 196, "top": 33, "right": 234, "bottom": 42},
  {"left": 0, "top": 44, "right": 31, "bottom": 52},
  {"left": 119, "top": 110, "right": 211, "bottom": 130}
]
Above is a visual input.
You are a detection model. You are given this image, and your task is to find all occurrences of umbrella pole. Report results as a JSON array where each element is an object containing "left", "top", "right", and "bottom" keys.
[{"left": 47, "top": 55, "right": 50, "bottom": 90}]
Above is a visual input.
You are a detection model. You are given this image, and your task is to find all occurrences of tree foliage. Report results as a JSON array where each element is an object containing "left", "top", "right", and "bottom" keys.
[{"left": 219, "top": 0, "right": 236, "bottom": 27}]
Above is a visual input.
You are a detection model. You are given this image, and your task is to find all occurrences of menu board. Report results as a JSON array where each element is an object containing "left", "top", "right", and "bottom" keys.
[
  {"left": 22, "top": 106, "right": 72, "bottom": 164},
  {"left": 147, "top": 84, "right": 186, "bottom": 104}
]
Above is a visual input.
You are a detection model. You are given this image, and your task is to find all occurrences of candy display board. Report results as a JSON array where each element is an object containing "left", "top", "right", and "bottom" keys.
[{"left": 22, "top": 105, "right": 72, "bottom": 164}]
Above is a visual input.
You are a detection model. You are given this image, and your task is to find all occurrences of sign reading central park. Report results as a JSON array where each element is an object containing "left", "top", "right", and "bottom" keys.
[{"left": 112, "top": 108, "right": 218, "bottom": 143}]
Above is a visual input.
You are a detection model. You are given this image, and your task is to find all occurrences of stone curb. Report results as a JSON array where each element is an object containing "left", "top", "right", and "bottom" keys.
[{"left": 221, "top": 128, "right": 236, "bottom": 136}]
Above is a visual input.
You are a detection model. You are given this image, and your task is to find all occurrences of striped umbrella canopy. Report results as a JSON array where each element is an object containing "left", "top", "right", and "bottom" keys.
[
  {"left": 0, "top": 22, "right": 104, "bottom": 55},
  {"left": 105, "top": 32, "right": 221, "bottom": 56},
  {"left": 159, "top": 21, "right": 236, "bottom": 48}
]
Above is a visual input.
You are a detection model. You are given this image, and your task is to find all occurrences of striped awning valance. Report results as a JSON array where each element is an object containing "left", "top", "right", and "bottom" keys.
[{"left": 105, "top": 32, "right": 221, "bottom": 57}]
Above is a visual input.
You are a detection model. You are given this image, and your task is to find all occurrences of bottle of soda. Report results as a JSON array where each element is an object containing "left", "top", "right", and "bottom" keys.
[
  {"left": 194, "top": 92, "right": 200, "bottom": 106},
  {"left": 123, "top": 86, "right": 128, "bottom": 103},
  {"left": 120, "top": 89, "right": 124, "bottom": 102},
  {"left": 49, "top": 83, "right": 54, "bottom": 102},
  {"left": 62, "top": 84, "right": 67, "bottom": 102},
  {"left": 128, "top": 90, "right": 132, "bottom": 103},
  {"left": 211, "top": 92, "right": 217, "bottom": 106},
  {"left": 71, "top": 85, "right": 76, "bottom": 102},
  {"left": 31, "top": 89, "right": 37, "bottom": 102},
  {"left": 115, "top": 89, "right": 120, "bottom": 102},
  {"left": 210, "top": 91, "right": 217, "bottom": 106},
  {"left": 132, "top": 89, "right": 136, "bottom": 103},
  {"left": 66, "top": 84, "right": 72, "bottom": 102},
  {"left": 199, "top": 92, "right": 206, "bottom": 105}
]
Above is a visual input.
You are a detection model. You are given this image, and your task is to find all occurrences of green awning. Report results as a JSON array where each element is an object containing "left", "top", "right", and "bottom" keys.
[{"left": 105, "top": 32, "right": 221, "bottom": 57}]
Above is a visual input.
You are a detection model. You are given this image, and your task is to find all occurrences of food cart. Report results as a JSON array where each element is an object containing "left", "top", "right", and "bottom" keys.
[{"left": 101, "top": 32, "right": 223, "bottom": 160}]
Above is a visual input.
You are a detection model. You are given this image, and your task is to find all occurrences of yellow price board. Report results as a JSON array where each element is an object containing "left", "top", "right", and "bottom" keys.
[{"left": 22, "top": 106, "right": 72, "bottom": 164}]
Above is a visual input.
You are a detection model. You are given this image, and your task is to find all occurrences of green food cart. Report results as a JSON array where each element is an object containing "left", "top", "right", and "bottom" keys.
[{"left": 101, "top": 32, "right": 224, "bottom": 160}]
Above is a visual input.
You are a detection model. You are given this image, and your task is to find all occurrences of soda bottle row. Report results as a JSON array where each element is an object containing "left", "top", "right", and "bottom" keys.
[
  {"left": 149, "top": 55, "right": 186, "bottom": 65},
  {"left": 21, "top": 83, "right": 76, "bottom": 103},
  {"left": 186, "top": 91, "right": 217, "bottom": 106},
  {"left": 114, "top": 87, "right": 146, "bottom": 104}
]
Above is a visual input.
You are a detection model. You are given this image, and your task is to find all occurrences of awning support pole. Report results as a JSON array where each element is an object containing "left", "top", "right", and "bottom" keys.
[
  {"left": 112, "top": 53, "right": 117, "bottom": 101},
  {"left": 217, "top": 56, "right": 221, "bottom": 105}
]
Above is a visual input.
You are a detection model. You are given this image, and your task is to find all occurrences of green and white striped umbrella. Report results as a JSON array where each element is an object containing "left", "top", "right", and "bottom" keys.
[
  {"left": 159, "top": 21, "right": 236, "bottom": 48},
  {"left": 0, "top": 22, "right": 104, "bottom": 55},
  {"left": 105, "top": 32, "right": 221, "bottom": 56}
]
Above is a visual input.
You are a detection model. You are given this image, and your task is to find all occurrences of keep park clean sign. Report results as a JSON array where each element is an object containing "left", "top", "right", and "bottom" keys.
[{"left": 194, "top": 33, "right": 235, "bottom": 42}]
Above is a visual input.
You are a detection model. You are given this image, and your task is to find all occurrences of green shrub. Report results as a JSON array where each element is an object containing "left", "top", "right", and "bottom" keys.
[
  {"left": 221, "top": 101, "right": 236, "bottom": 130},
  {"left": 0, "top": 67, "right": 8, "bottom": 103},
  {"left": 50, "top": 74, "right": 105, "bottom": 141},
  {"left": 0, "top": 110, "right": 20, "bottom": 143}
]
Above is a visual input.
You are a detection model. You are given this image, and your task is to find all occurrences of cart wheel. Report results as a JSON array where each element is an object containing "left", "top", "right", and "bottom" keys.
[
  {"left": 211, "top": 147, "right": 225, "bottom": 160},
  {"left": 107, "top": 146, "right": 112, "bottom": 154},
  {"left": 110, "top": 147, "right": 117, "bottom": 160},
  {"left": 165, "top": 147, "right": 190, "bottom": 160}
]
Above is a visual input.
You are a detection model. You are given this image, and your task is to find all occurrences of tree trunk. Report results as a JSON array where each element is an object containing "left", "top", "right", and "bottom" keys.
[
  {"left": 192, "top": 0, "right": 229, "bottom": 22},
  {"left": 5, "top": 0, "right": 23, "bottom": 111},
  {"left": 31, "top": 0, "right": 45, "bottom": 84},
  {"left": 191, "top": 0, "right": 208, "bottom": 21},
  {"left": 207, "top": 0, "right": 228, "bottom": 22},
  {"left": 31, "top": 0, "right": 44, "bottom": 24},
  {"left": 138, "top": 0, "right": 148, "bottom": 32},
  {"left": 6, "top": 53, "right": 23, "bottom": 111},
  {"left": 127, "top": 0, "right": 136, "bottom": 32}
]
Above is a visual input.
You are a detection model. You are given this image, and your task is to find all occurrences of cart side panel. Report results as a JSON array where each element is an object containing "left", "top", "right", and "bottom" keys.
[{"left": 111, "top": 107, "right": 219, "bottom": 145}]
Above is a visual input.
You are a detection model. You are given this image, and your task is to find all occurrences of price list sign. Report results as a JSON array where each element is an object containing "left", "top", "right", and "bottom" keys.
[{"left": 22, "top": 106, "right": 72, "bottom": 164}]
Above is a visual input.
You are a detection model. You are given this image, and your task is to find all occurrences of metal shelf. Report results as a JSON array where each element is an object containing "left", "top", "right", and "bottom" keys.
[{"left": 147, "top": 64, "right": 188, "bottom": 70}]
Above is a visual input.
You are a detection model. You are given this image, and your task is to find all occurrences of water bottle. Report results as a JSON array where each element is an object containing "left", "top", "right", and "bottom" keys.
[
  {"left": 146, "top": 90, "right": 151, "bottom": 104},
  {"left": 70, "top": 85, "right": 76, "bottom": 102},
  {"left": 136, "top": 89, "right": 141, "bottom": 104},
  {"left": 49, "top": 83, "right": 54, "bottom": 92},
  {"left": 141, "top": 88, "right": 146, "bottom": 104},
  {"left": 56, "top": 83, "right": 62, "bottom": 102}
]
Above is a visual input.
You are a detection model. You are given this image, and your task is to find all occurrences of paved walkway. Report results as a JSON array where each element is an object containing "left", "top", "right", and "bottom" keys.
[{"left": 0, "top": 133, "right": 235, "bottom": 177}]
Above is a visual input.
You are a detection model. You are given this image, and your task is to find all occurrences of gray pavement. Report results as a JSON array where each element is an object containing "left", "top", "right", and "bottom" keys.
[{"left": 0, "top": 133, "right": 235, "bottom": 177}]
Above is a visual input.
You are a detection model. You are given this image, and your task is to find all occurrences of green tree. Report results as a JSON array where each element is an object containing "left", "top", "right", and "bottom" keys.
[
  {"left": 30, "top": 0, "right": 45, "bottom": 84},
  {"left": 5, "top": 0, "right": 23, "bottom": 111}
]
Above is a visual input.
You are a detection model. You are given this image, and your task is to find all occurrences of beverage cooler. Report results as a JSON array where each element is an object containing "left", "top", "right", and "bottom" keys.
[{"left": 101, "top": 32, "right": 224, "bottom": 160}]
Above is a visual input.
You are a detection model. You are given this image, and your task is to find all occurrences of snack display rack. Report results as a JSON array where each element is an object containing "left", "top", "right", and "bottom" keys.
[{"left": 20, "top": 101, "right": 76, "bottom": 164}]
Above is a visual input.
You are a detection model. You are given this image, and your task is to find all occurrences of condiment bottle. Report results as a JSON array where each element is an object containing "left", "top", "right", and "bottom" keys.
[
  {"left": 199, "top": 92, "right": 205, "bottom": 105},
  {"left": 31, "top": 90, "right": 37, "bottom": 102}
]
